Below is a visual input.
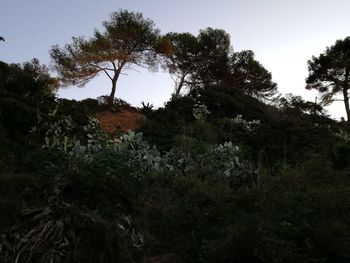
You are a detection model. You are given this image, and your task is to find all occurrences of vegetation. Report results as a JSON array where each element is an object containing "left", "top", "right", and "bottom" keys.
[
  {"left": 1, "top": 9, "right": 350, "bottom": 263},
  {"left": 160, "top": 29, "right": 277, "bottom": 99},
  {"left": 306, "top": 37, "right": 350, "bottom": 121},
  {"left": 50, "top": 10, "right": 160, "bottom": 104},
  {"left": 227, "top": 50, "right": 277, "bottom": 100}
]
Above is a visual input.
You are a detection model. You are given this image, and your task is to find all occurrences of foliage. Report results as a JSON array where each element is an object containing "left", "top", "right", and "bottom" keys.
[
  {"left": 0, "top": 151, "right": 142, "bottom": 263},
  {"left": 0, "top": 59, "right": 59, "bottom": 105},
  {"left": 136, "top": 154, "right": 350, "bottom": 262},
  {"left": 139, "top": 101, "right": 154, "bottom": 115},
  {"left": 198, "top": 142, "right": 242, "bottom": 178},
  {"left": 54, "top": 98, "right": 98, "bottom": 126},
  {"left": 2, "top": 146, "right": 350, "bottom": 262},
  {"left": 231, "top": 114, "right": 261, "bottom": 132},
  {"left": 306, "top": 36, "right": 350, "bottom": 120},
  {"left": 160, "top": 28, "right": 231, "bottom": 95},
  {"left": 194, "top": 84, "right": 269, "bottom": 121},
  {"left": 0, "top": 60, "right": 58, "bottom": 138},
  {"left": 50, "top": 9, "right": 160, "bottom": 103},
  {"left": 160, "top": 32, "right": 200, "bottom": 95},
  {"left": 96, "top": 95, "right": 131, "bottom": 108},
  {"left": 142, "top": 83, "right": 347, "bottom": 170},
  {"left": 3, "top": 17, "right": 350, "bottom": 263},
  {"left": 192, "top": 102, "right": 210, "bottom": 121},
  {"left": 29, "top": 107, "right": 250, "bottom": 181},
  {"left": 279, "top": 93, "right": 326, "bottom": 116},
  {"left": 194, "top": 28, "right": 231, "bottom": 86},
  {"left": 160, "top": 30, "right": 277, "bottom": 101},
  {"left": 226, "top": 50, "right": 278, "bottom": 100}
]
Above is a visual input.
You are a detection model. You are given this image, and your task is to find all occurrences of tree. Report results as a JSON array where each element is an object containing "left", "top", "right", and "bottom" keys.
[
  {"left": 50, "top": 10, "right": 160, "bottom": 104},
  {"left": 161, "top": 29, "right": 276, "bottom": 100},
  {"left": 225, "top": 50, "right": 277, "bottom": 100},
  {"left": 0, "top": 59, "right": 59, "bottom": 135},
  {"left": 306, "top": 37, "right": 350, "bottom": 121},
  {"left": 279, "top": 93, "right": 325, "bottom": 116},
  {"left": 160, "top": 32, "right": 200, "bottom": 95},
  {"left": 194, "top": 27, "right": 231, "bottom": 86},
  {"left": 160, "top": 28, "right": 231, "bottom": 96},
  {"left": 0, "top": 58, "right": 59, "bottom": 105}
]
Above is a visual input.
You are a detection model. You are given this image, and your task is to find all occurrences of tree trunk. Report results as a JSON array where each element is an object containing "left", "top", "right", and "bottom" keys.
[
  {"left": 174, "top": 74, "right": 186, "bottom": 96},
  {"left": 109, "top": 79, "right": 117, "bottom": 105},
  {"left": 108, "top": 68, "right": 122, "bottom": 105},
  {"left": 343, "top": 88, "right": 350, "bottom": 122},
  {"left": 344, "top": 68, "right": 350, "bottom": 122}
]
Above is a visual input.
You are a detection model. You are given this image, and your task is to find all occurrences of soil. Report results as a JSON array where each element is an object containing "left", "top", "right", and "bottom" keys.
[{"left": 96, "top": 109, "right": 144, "bottom": 132}]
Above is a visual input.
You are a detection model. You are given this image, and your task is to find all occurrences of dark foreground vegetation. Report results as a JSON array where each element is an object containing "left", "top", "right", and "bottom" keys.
[{"left": 1, "top": 9, "right": 350, "bottom": 263}]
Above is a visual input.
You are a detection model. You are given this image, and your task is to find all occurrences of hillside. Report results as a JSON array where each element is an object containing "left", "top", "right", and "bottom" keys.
[
  {"left": 96, "top": 109, "right": 144, "bottom": 132},
  {"left": 1, "top": 56, "right": 350, "bottom": 262}
]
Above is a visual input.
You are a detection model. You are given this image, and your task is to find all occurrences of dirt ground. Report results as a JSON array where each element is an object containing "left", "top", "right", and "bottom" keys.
[{"left": 96, "top": 109, "right": 144, "bottom": 132}]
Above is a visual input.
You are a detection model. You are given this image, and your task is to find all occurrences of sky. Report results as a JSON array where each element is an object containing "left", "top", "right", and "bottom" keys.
[{"left": 1, "top": 0, "right": 350, "bottom": 119}]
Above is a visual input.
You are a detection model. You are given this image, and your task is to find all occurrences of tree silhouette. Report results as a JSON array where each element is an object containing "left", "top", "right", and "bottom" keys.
[
  {"left": 161, "top": 28, "right": 231, "bottom": 96},
  {"left": 160, "top": 32, "right": 200, "bottom": 95},
  {"left": 225, "top": 50, "right": 277, "bottom": 100},
  {"left": 0, "top": 59, "right": 59, "bottom": 135},
  {"left": 194, "top": 28, "right": 231, "bottom": 86},
  {"left": 50, "top": 10, "right": 160, "bottom": 104},
  {"left": 306, "top": 37, "right": 350, "bottom": 121},
  {"left": 279, "top": 93, "right": 325, "bottom": 116},
  {"left": 0, "top": 58, "right": 59, "bottom": 104}
]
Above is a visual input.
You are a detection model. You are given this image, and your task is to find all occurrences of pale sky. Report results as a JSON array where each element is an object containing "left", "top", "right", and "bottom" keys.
[{"left": 1, "top": 0, "right": 350, "bottom": 119}]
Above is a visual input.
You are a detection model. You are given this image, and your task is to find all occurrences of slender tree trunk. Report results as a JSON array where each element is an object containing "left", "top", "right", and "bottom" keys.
[
  {"left": 344, "top": 68, "right": 350, "bottom": 122},
  {"left": 108, "top": 68, "right": 122, "bottom": 105},
  {"left": 109, "top": 79, "right": 117, "bottom": 104},
  {"left": 343, "top": 88, "right": 350, "bottom": 122},
  {"left": 175, "top": 74, "right": 186, "bottom": 96}
]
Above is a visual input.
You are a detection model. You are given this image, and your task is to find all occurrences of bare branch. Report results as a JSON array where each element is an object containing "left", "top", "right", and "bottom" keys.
[{"left": 88, "top": 63, "right": 113, "bottom": 80}]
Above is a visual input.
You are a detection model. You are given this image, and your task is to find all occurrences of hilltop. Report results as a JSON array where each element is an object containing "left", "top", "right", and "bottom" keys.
[{"left": 1, "top": 30, "right": 350, "bottom": 261}]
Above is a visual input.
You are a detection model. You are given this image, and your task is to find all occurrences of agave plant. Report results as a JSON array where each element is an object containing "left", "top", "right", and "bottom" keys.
[{"left": 140, "top": 101, "right": 154, "bottom": 114}]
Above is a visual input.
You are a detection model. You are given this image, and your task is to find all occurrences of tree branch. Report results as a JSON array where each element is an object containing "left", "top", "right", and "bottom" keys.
[
  {"left": 88, "top": 63, "right": 113, "bottom": 80},
  {"left": 328, "top": 98, "right": 345, "bottom": 102},
  {"left": 111, "top": 61, "right": 117, "bottom": 71}
]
